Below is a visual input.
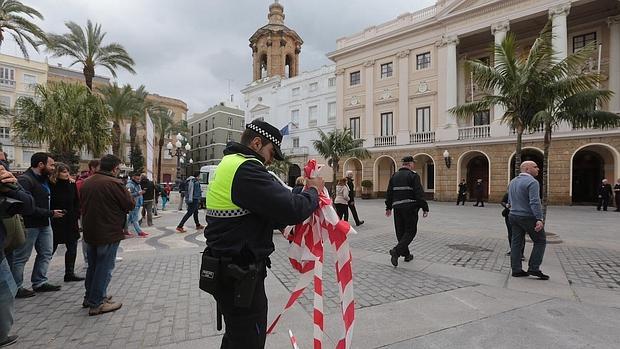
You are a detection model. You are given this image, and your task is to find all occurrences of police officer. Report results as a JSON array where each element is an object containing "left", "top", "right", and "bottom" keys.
[
  {"left": 385, "top": 156, "right": 429, "bottom": 267},
  {"left": 203, "top": 120, "right": 322, "bottom": 349}
]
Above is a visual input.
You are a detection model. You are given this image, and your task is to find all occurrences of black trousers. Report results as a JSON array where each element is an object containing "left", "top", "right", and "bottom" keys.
[
  {"left": 348, "top": 201, "right": 362, "bottom": 225},
  {"left": 52, "top": 239, "right": 78, "bottom": 276},
  {"left": 616, "top": 195, "right": 620, "bottom": 211},
  {"left": 335, "top": 203, "right": 349, "bottom": 220},
  {"left": 392, "top": 206, "right": 419, "bottom": 257},
  {"left": 597, "top": 197, "right": 610, "bottom": 211},
  {"left": 178, "top": 201, "right": 200, "bottom": 228},
  {"left": 218, "top": 268, "right": 268, "bottom": 349},
  {"left": 456, "top": 194, "right": 466, "bottom": 205},
  {"left": 474, "top": 195, "right": 484, "bottom": 207}
]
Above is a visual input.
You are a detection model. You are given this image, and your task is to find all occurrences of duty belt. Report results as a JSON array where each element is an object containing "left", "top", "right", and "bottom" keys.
[
  {"left": 393, "top": 186, "right": 414, "bottom": 191},
  {"left": 205, "top": 208, "right": 251, "bottom": 218},
  {"left": 392, "top": 199, "right": 417, "bottom": 206}
]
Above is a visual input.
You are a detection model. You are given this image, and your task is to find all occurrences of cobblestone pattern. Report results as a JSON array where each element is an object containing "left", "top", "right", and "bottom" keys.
[
  {"left": 555, "top": 246, "right": 620, "bottom": 291},
  {"left": 13, "top": 253, "right": 216, "bottom": 348},
  {"left": 349, "top": 231, "right": 514, "bottom": 273},
  {"left": 269, "top": 241, "right": 476, "bottom": 315}
]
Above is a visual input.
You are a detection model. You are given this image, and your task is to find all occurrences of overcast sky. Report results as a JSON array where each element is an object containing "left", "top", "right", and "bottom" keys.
[{"left": 2, "top": 0, "right": 435, "bottom": 115}]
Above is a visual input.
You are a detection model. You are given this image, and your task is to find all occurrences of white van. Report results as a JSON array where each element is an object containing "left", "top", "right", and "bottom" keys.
[{"left": 199, "top": 165, "right": 219, "bottom": 206}]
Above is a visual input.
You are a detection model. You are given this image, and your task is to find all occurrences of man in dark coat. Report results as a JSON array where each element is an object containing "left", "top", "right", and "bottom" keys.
[
  {"left": 457, "top": 178, "right": 467, "bottom": 205},
  {"left": 12, "top": 153, "right": 65, "bottom": 298},
  {"left": 385, "top": 156, "right": 429, "bottom": 267},
  {"left": 346, "top": 171, "right": 364, "bottom": 226},
  {"left": 473, "top": 178, "right": 485, "bottom": 207},
  {"left": 597, "top": 179, "right": 613, "bottom": 211},
  {"left": 614, "top": 178, "right": 620, "bottom": 212},
  {"left": 80, "top": 154, "right": 135, "bottom": 316}
]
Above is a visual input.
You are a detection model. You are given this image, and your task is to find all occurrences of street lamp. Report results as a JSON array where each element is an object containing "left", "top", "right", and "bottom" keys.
[
  {"left": 167, "top": 134, "right": 192, "bottom": 180},
  {"left": 443, "top": 150, "right": 452, "bottom": 168}
]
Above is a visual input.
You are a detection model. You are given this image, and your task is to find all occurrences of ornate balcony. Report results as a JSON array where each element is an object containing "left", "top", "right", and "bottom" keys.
[
  {"left": 282, "top": 146, "right": 309, "bottom": 156},
  {"left": 410, "top": 131, "right": 435, "bottom": 144},
  {"left": 374, "top": 135, "right": 396, "bottom": 147},
  {"left": 458, "top": 125, "right": 491, "bottom": 140}
]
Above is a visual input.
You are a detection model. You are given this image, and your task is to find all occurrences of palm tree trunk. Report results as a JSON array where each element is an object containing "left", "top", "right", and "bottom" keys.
[
  {"left": 83, "top": 65, "right": 95, "bottom": 91},
  {"left": 542, "top": 124, "right": 552, "bottom": 220},
  {"left": 332, "top": 159, "right": 339, "bottom": 198},
  {"left": 129, "top": 122, "right": 137, "bottom": 151},
  {"left": 112, "top": 122, "right": 121, "bottom": 156},
  {"left": 514, "top": 127, "right": 524, "bottom": 178},
  {"left": 157, "top": 138, "right": 164, "bottom": 183}
]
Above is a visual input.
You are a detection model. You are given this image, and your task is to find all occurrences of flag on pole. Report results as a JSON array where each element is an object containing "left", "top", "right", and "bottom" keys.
[{"left": 280, "top": 123, "right": 290, "bottom": 136}]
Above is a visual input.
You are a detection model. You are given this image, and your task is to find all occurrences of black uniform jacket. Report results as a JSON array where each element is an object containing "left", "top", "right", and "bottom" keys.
[
  {"left": 205, "top": 143, "right": 319, "bottom": 263},
  {"left": 385, "top": 167, "right": 429, "bottom": 212}
]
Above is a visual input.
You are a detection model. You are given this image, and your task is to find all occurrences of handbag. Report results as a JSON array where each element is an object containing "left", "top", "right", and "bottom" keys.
[{"left": 2, "top": 214, "right": 26, "bottom": 252}]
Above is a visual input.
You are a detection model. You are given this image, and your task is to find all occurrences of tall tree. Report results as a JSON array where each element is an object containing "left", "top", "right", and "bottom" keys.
[
  {"left": 312, "top": 128, "right": 370, "bottom": 196},
  {"left": 0, "top": 0, "right": 46, "bottom": 59},
  {"left": 267, "top": 154, "right": 294, "bottom": 179},
  {"left": 99, "top": 83, "right": 140, "bottom": 157},
  {"left": 531, "top": 39, "right": 620, "bottom": 216},
  {"left": 150, "top": 107, "right": 187, "bottom": 182},
  {"left": 450, "top": 27, "right": 549, "bottom": 177},
  {"left": 12, "top": 82, "right": 111, "bottom": 164},
  {"left": 46, "top": 19, "right": 135, "bottom": 90}
]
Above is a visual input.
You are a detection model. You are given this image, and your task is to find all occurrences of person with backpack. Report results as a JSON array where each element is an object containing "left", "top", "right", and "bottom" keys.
[{"left": 175, "top": 173, "right": 204, "bottom": 233}]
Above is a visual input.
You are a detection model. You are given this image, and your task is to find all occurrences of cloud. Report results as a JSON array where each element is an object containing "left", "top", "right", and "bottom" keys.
[{"left": 2, "top": 0, "right": 435, "bottom": 114}]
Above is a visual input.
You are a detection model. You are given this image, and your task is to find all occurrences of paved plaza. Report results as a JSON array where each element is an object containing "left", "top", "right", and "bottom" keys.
[{"left": 10, "top": 198, "right": 620, "bottom": 348}]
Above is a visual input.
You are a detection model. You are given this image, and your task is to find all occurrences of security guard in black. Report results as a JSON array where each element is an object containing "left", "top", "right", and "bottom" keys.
[{"left": 385, "top": 156, "right": 429, "bottom": 266}]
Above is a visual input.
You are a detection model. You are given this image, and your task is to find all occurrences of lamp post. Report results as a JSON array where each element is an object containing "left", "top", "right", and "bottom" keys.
[
  {"left": 443, "top": 150, "right": 452, "bottom": 169},
  {"left": 167, "top": 133, "right": 192, "bottom": 180}
]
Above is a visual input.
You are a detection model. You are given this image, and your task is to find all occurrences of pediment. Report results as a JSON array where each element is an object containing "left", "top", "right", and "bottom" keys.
[
  {"left": 437, "top": 0, "right": 499, "bottom": 18},
  {"left": 249, "top": 103, "right": 270, "bottom": 113}
]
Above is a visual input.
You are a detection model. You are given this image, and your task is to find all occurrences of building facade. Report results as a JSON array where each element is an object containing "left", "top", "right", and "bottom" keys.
[
  {"left": 188, "top": 102, "right": 245, "bottom": 170},
  {"left": 0, "top": 54, "right": 49, "bottom": 172},
  {"left": 47, "top": 64, "right": 111, "bottom": 90},
  {"left": 327, "top": 0, "right": 620, "bottom": 204}
]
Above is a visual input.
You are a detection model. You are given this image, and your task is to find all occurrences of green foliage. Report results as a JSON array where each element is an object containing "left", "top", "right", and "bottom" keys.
[
  {"left": 46, "top": 19, "right": 135, "bottom": 90},
  {"left": 361, "top": 179, "right": 373, "bottom": 188},
  {"left": 150, "top": 106, "right": 187, "bottom": 182},
  {"left": 12, "top": 82, "right": 111, "bottom": 157},
  {"left": 99, "top": 83, "right": 142, "bottom": 157},
  {"left": 267, "top": 154, "right": 293, "bottom": 178},
  {"left": 0, "top": 0, "right": 47, "bottom": 59},
  {"left": 129, "top": 144, "right": 144, "bottom": 174},
  {"left": 312, "top": 128, "right": 370, "bottom": 196},
  {"left": 50, "top": 149, "right": 80, "bottom": 174}
]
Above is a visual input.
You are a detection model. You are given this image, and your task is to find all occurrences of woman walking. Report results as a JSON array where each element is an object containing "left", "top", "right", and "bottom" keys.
[
  {"left": 50, "top": 163, "right": 84, "bottom": 282},
  {"left": 334, "top": 178, "right": 350, "bottom": 220}
]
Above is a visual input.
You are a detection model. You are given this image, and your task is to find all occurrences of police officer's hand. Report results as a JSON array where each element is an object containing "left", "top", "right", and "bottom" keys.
[
  {"left": 385, "top": 209, "right": 392, "bottom": 217},
  {"left": 0, "top": 165, "right": 17, "bottom": 185},
  {"left": 423, "top": 211, "right": 429, "bottom": 218},
  {"left": 306, "top": 177, "right": 324, "bottom": 193}
]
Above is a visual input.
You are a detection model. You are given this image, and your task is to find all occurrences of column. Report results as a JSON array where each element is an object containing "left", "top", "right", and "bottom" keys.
[
  {"left": 364, "top": 60, "right": 375, "bottom": 146},
  {"left": 491, "top": 21, "right": 509, "bottom": 122},
  {"left": 608, "top": 15, "right": 620, "bottom": 112},
  {"left": 397, "top": 50, "right": 410, "bottom": 145},
  {"left": 549, "top": 3, "right": 571, "bottom": 61},
  {"left": 335, "top": 68, "right": 345, "bottom": 129},
  {"left": 438, "top": 35, "right": 459, "bottom": 126}
]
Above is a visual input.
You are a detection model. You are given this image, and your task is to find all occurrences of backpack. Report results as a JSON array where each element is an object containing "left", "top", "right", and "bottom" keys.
[{"left": 2, "top": 214, "right": 26, "bottom": 252}]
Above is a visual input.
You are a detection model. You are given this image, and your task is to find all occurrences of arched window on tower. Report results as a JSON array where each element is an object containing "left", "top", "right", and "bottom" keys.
[
  {"left": 260, "top": 54, "right": 268, "bottom": 79},
  {"left": 285, "top": 55, "right": 292, "bottom": 78}
]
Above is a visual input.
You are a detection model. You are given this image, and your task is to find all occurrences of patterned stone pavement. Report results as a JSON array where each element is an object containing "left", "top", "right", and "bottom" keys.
[{"left": 556, "top": 246, "right": 620, "bottom": 291}]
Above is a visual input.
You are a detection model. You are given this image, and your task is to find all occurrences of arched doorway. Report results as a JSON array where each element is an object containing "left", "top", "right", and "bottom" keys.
[
  {"left": 571, "top": 144, "right": 618, "bottom": 204},
  {"left": 374, "top": 156, "right": 396, "bottom": 197},
  {"left": 509, "top": 148, "right": 544, "bottom": 195},
  {"left": 413, "top": 153, "right": 435, "bottom": 200},
  {"left": 458, "top": 151, "right": 490, "bottom": 200},
  {"left": 343, "top": 158, "right": 363, "bottom": 192},
  {"left": 287, "top": 164, "right": 301, "bottom": 187}
]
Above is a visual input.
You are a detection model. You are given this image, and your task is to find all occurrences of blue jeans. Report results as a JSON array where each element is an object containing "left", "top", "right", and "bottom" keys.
[
  {"left": 0, "top": 258, "right": 17, "bottom": 343},
  {"left": 84, "top": 242, "right": 119, "bottom": 308},
  {"left": 10, "top": 225, "right": 54, "bottom": 289},
  {"left": 509, "top": 215, "right": 546, "bottom": 273},
  {"left": 127, "top": 205, "right": 142, "bottom": 234}
]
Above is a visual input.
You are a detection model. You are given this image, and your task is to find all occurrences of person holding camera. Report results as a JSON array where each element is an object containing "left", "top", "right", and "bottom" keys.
[
  {"left": 0, "top": 158, "right": 35, "bottom": 347},
  {"left": 202, "top": 120, "right": 321, "bottom": 348},
  {"left": 11, "top": 153, "right": 64, "bottom": 298},
  {"left": 50, "top": 163, "right": 84, "bottom": 282}
]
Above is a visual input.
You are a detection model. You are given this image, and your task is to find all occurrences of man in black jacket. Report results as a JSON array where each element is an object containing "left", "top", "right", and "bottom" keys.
[
  {"left": 597, "top": 179, "right": 613, "bottom": 211},
  {"left": 346, "top": 171, "right": 364, "bottom": 226},
  {"left": 0, "top": 161, "right": 35, "bottom": 347},
  {"left": 385, "top": 156, "right": 429, "bottom": 267},
  {"left": 11, "top": 153, "right": 65, "bottom": 298},
  {"left": 204, "top": 120, "right": 322, "bottom": 349},
  {"left": 139, "top": 174, "right": 155, "bottom": 226}
]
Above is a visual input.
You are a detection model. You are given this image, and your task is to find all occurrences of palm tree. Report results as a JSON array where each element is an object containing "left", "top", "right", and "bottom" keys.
[
  {"left": 99, "top": 83, "right": 140, "bottom": 157},
  {"left": 0, "top": 0, "right": 46, "bottom": 59},
  {"left": 312, "top": 128, "right": 370, "bottom": 196},
  {"left": 150, "top": 107, "right": 187, "bottom": 182},
  {"left": 267, "top": 154, "right": 294, "bottom": 179},
  {"left": 128, "top": 85, "right": 150, "bottom": 149},
  {"left": 46, "top": 20, "right": 135, "bottom": 90},
  {"left": 531, "top": 39, "right": 620, "bottom": 216},
  {"left": 12, "top": 82, "right": 111, "bottom": 165},
  {"left": 450, "top": 27, "right": 550, "bottom": 177}
]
